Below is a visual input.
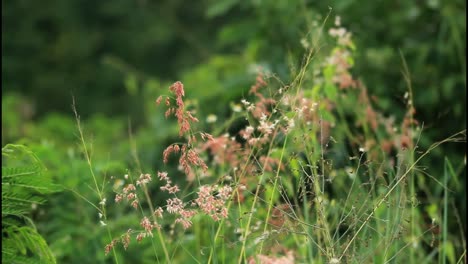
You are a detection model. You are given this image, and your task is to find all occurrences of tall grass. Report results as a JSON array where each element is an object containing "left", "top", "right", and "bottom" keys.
[{"left": 72, "top": 15, "right": 466, "bottom": 264}]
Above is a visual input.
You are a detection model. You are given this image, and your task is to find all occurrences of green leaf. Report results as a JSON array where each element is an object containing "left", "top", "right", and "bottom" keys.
[
  {"left": 124, "top": 74, "right": 138, "bottom": 95},
  {"left": 442, "top": 241, "right": 456, "bottom": 264},
  {"left": 324, "top": 83, "right": 337, "bottom": 101},
  {"left": 206, "top": 0, "right": 239, "bottom": 18},
  {"left": 323, "top": 65, "right": 335, "bottom": 82}
]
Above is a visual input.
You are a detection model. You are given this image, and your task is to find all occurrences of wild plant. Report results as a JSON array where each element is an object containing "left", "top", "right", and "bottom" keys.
[{"left": 74, "top": 15, "right": 466, "bottom": 264}]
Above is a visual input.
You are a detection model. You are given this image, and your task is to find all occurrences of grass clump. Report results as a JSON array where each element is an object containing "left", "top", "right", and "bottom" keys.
[{"left": 70, "top": 15, "right": 466, "bottom": 264}]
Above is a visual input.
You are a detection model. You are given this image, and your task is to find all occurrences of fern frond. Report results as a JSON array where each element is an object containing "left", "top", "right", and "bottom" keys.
[{"left": 2, "top": 144, "right": 58, "bottom": 264}]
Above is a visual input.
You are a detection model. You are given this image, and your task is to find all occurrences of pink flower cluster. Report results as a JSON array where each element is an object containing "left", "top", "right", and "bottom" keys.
[
  {"left": 115, "top": 183, "right": 138, "bottom": 209},
  {"left": 158, "top": 82, "right": 211, "bottom": 181},
  {"left": 164, "top": 197, "right": 197, "bottom": 229},
  {"left": 105, "top": 228, "right": 139, "bottom": 255},
  {"left": 248, "top": 251, "right": 295, "bottom": 264},
  {"left": 105, "top": 82, "right": 234, "bottom": 255},
  {"left": 156, "top": 81, "right": 199, "bottom": 137},
  {"left": 248, "top": 71, "right": 277, "bottom": 120},
  {"left": 326, "top": 17, "right": 357, "bottom": 90},
  {"left": 194, "top": 185, "right": 232, "bottom": 221},
  {"left": 158, "top": 171, "right": 180, "bottom": 194}
]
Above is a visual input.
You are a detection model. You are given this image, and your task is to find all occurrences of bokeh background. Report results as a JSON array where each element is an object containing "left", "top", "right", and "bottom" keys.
[{"left": 2, "top": 0, "right": 466, "bottom": 263}]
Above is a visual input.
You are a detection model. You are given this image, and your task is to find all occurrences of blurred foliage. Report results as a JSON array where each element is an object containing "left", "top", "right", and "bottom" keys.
[
  {"left": 313, "top": 0, "right": 466, "bottom": 173},
  {"left": 2, "top": 0, "right": 465, "bottom": 155},
  {"left": 2, "top": 144, "right": 60, "bottom": 264},
  {"left": 2, "top": 0, "right": 465, "bottom": 262}
]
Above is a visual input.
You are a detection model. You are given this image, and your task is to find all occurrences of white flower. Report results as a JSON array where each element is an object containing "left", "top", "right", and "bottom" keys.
[
  {"left": 334, "top": 16, "right": 341, "bottom": 26},
  {"left": 224, "top": 175, "right": 232, "bottom": 181},
  {"left": 287, "top": 118, "right": 295, "bottom": 130},
  {"left": 231, "top": 104, "right": 242, "bottom": 112},
  {"left": 206, "top": 114, "right": 217, "bottom": 123},
  {"left": 300, "top": 38, "right": 310, "bottom": 49}
]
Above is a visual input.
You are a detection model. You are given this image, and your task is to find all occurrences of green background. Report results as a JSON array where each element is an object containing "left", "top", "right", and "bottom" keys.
[{"left": 2, "top": 0, "right": 465, "bottom": 263}]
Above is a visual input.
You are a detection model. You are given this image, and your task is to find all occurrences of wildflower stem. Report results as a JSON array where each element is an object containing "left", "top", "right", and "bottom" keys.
[
  {"left": 72, "top": 98, "right": 119, "bottom": 263},
  {"left": 72, "top": 98, "right": 102, "bottom": 200},
  {"left": 128, "top": 122, "right": 171, "bottom": 263},
  {"left": 142, "top": 184, "right": 171, "bottom": 262},
  {"left": 258, "top": 134, "right": 288, "bottom": 253},
  {"left": 338, "top": 130, "right": 466, "bottom": 261}
]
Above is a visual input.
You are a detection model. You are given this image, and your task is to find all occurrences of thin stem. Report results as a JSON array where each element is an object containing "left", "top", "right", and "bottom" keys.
[
  {"left": 338, "top": 130, "right": 466, "bottom": 261},
  {"left": 72, "top": 98, "right": 119, "bottom": 264}
]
